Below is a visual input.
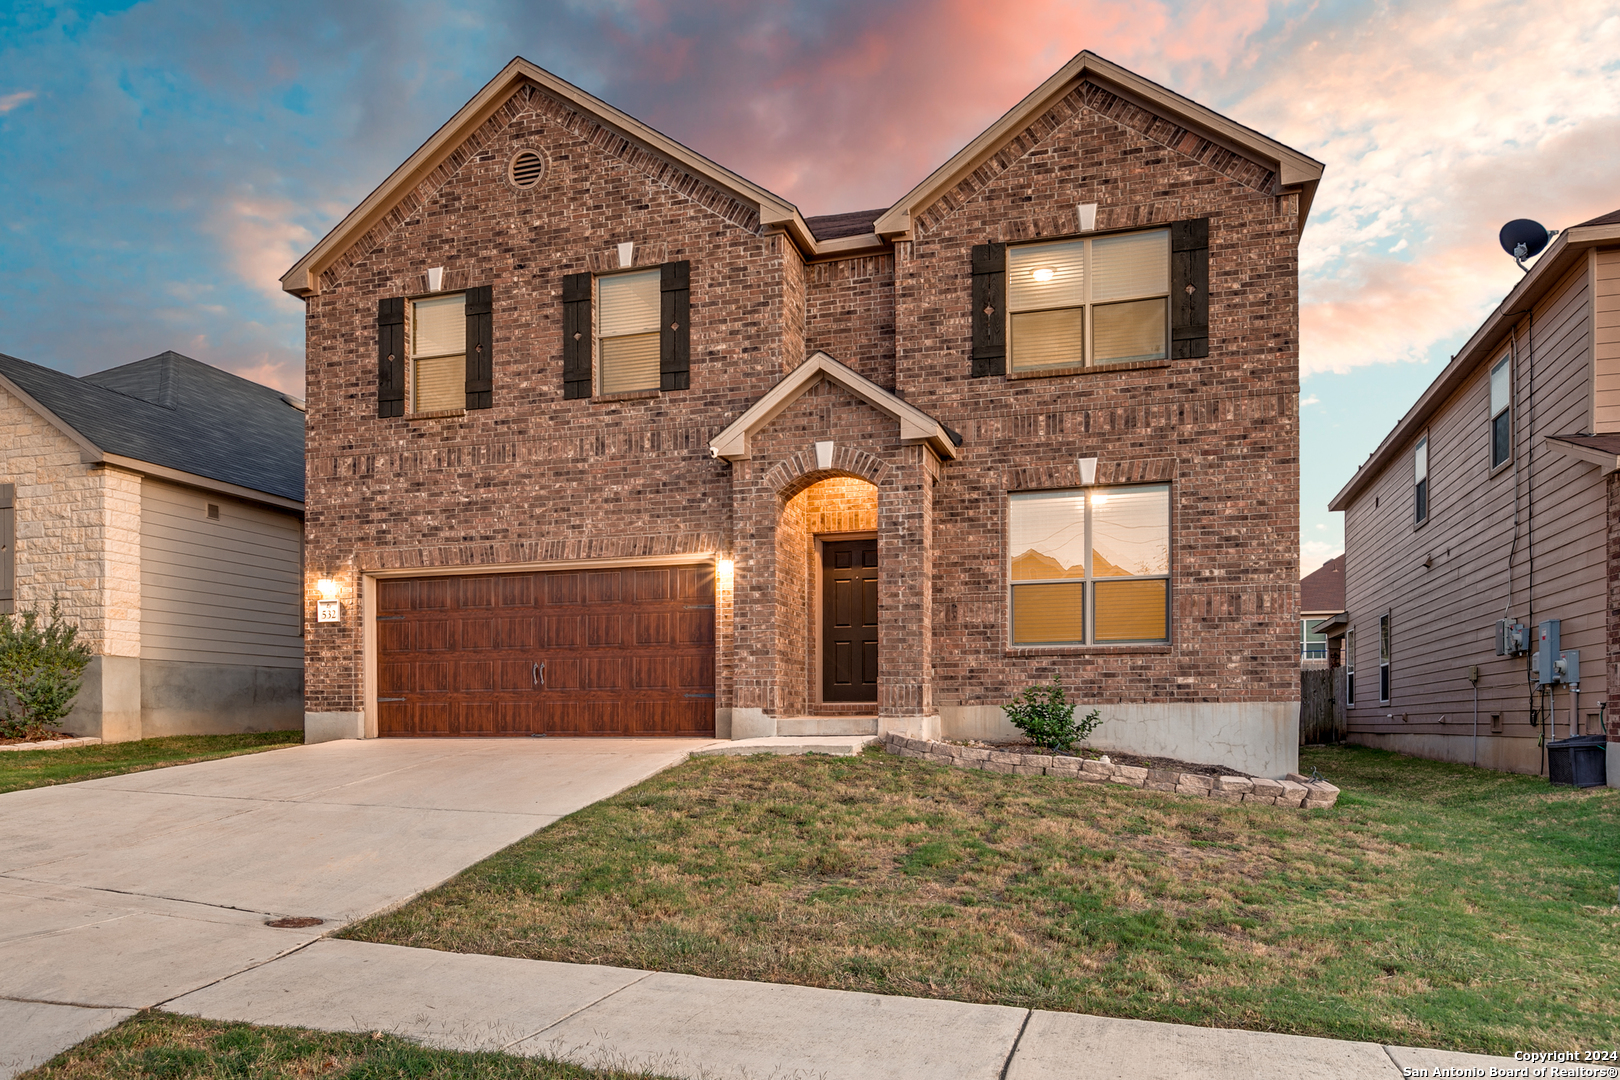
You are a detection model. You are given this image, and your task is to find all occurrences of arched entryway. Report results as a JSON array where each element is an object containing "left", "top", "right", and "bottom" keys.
[{"left": 781, "top": 475, "right": 880, "bottom": 712}]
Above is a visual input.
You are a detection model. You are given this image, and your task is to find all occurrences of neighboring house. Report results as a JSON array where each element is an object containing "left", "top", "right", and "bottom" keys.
[
  {"left": 1300, "top": 554, "right": 1344, "bottom": 666},
  {"left": 0, "top": 350, "right": 305, "bottom": 741},
  {"left": 284, "top": 52, "right": 1323, "bottom": 777},
  {"left": 1329, "top": 208, "right": 1620, "bottom": 783}
]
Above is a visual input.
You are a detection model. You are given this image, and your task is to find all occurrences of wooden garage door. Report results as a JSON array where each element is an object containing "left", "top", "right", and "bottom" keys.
[{"left": 376, "top": 564, "right": 715, "bottom": 737}]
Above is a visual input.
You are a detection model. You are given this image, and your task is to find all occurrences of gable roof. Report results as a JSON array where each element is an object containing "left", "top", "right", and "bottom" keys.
[
  {"left": 282, "top": 57, "right": 829, "bottom": 296},
  {"left": 0, "top": 351, "right": 305, "bottom": 507},
  {"left": 1329, "top": 210, "right": 1620, "bottom": 513},
  {"left": 872, "top": 51, "right": 1324, "bottom": 238},
  {"left": 709, "top": 352, "right": 960, "bottom": 462},
  {"left": 1300, "top": 554, "right": 1345, "bottom": 613}
]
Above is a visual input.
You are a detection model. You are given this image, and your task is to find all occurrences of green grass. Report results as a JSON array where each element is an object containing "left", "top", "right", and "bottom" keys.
[
  {"left": 0, "top": 731, "right": 302, "bottom": 793},
  {"left": 345, "top": 744, "right": 1620, "bottom": 1056},
  {"left": 24, "top": 1010, "right": 673, "bottom": 1079}
]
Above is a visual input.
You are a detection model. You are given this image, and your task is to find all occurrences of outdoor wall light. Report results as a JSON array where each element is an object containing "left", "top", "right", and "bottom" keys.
[
  {"left": 316, "top": 578, "right": 341, "bottom": 600},
  {"left": 716, "top": 558, "right": 735, "bottom": 577}
]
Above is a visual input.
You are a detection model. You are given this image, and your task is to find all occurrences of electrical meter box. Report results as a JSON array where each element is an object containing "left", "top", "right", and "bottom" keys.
[
  {"left": 1560, "top": 649, "right": 1579, "bottom": 686},
  {"left": 1536, "top": 620, "right": 1561, "bottom": 684},
  {"left": 1495, "top": 620, "right": 1528, "bottom": 656}
]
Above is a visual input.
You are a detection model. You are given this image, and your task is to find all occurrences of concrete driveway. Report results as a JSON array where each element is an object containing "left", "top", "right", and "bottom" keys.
[{"left": 0, "top": 736, "right": 713, "bottom": 1077}]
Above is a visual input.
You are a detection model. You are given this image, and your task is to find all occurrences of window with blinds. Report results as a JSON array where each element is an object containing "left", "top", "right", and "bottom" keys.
[
  {"left": 598, "top": 269, "right": 661, "bottom": 394},
  {"left": 1008, "top": 484, "right": 1170, "bottom": 645},
  {"left": 1007, "top": 229, "right": 1169, "bottom": 371},
  {"left": 411, "top": 294, "right": 465, "bottom": 413}
]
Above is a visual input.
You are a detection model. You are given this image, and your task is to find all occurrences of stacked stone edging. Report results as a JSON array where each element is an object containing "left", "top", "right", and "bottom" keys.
[
  {"left": 881, "top": 733, "right": 1340, "bottom": 809},
  {"left": 0, "top": 736, "right": 102, "bottom": 753}
]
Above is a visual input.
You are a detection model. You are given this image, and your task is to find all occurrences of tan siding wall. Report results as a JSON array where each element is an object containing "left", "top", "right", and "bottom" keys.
[
  {"left": 1341, "top": 260, "right": 1601, "bottom": 773},
  {"left": 1595, "top": 248, "right": 1620, "bottom": 432},
  {"left": 140, "top": 480, "right": 302, "bottom": 667}
]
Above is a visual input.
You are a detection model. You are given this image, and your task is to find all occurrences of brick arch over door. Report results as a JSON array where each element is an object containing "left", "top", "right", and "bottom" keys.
[{"left": 765, "top": 447, "right": 892, "bottom": 502}]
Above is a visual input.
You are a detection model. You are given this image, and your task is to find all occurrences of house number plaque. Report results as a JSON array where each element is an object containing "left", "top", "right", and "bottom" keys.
[{"left": 317, "top": 600, "right": 342, "bottom": 623}]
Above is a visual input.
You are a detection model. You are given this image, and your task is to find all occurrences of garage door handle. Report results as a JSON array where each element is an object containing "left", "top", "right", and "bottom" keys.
[{"left": 533, "top": 661, "right": 545, "bottom": 689}]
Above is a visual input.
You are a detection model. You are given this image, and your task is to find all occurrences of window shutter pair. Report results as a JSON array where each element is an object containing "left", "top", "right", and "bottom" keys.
[
  {"left": 1170, "top": 218, "right": 1210, "bottom": 359},
  {"left": 561, "top": 261, "right": 692, "bottom": 398},
  {"left": 0, "top": 483, "right": 14, "bottom": 615},
  {"left": 376, "top": 289, "right": 495, "bottom": 415},
  {"left": 968, "top": 218, "right": 1211, "bottom": 375}
]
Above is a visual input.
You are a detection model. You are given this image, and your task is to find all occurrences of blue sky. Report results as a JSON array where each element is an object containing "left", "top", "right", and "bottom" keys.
[{"left": 2, "top": 0, "right": 1618, "bottom": 569}]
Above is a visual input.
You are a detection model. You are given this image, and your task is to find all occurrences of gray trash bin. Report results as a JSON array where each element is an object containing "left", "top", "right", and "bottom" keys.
[{"left": 1546, "top": 734, "right": 1607, "bottom": 788}]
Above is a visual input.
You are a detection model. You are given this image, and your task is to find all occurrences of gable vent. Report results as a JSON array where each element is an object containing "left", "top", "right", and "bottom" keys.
[{"left": 509, "top": 150, "right": 544, "bottom": 189}]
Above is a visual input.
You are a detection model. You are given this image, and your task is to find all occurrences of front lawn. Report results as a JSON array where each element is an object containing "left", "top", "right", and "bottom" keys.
[
  {"left": 0, "top": 731, "right": 302, "bottom": 794},
  {"left": 345, "top": 744, "right": 1620, "bottom": 1056},
  {"left": 24, "top": 1010, "right": 671, "bottom": 1079}
]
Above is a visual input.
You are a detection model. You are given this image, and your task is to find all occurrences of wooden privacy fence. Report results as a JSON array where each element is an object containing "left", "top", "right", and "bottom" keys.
[{"left": 1300, "top": 667, "right": 1347, "bottom": 745}]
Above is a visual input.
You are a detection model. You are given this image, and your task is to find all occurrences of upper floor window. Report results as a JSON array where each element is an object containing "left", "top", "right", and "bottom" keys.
[
  {"left": 1008, "top": 483, "right": 1170, "bottom": 646},
  {"left": 1006, "top": 229, "right": 1169, "bottom": 372},
  {"left": 598, "top": 269, "right": 661, "bottom": 394},
  {"left": 1413, "top": 436, "right": 1428, "bottom": 526},
  {"left": 411, "top": 294, "right": 466, "bottom": 413},
  {"left": 1378, "top": 613, "right": 1391, "bottom": 703},
  {"left": 1490, "top": 355, "right": 1511, "bottom": 469}
]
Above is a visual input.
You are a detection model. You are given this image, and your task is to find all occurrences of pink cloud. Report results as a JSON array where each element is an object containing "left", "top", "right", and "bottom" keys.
[{"left": 0, "top": 90, "right": 36, "bottom": 113}]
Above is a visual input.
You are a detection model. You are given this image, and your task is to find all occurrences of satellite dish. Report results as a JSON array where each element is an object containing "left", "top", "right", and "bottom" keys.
[{"left": 1499, "top": 219, "right": 1554, "bottom": 271}]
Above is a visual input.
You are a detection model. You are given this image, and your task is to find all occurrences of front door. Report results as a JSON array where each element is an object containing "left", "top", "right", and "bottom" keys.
[{"left": 822, "top": 539, "right": 878, "bottom": 702}]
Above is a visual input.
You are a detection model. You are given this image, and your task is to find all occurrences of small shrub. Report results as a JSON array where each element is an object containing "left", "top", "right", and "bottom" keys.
[
  {"left": 1001, "top": 680, "right": 1103, "bottom": 752},
  {"left": 0, "top": 603, "right": 92, "bottom": 739}
]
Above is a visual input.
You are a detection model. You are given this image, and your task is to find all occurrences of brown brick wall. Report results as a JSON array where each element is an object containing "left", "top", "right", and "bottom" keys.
[
  {"left": 892, "top": 85, "right": 1301, "bottom": 712},
  {"left": 301, "top": 72, "right": 1302, "bottom": 729}
]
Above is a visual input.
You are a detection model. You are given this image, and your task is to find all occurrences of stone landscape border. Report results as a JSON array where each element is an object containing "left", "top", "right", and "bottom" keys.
[
  {"left": 0, "top": 737, "right": 102, "bottom": 753},
  {"left": 881, "top": 733, "right": 1340, "bottom": 809}
]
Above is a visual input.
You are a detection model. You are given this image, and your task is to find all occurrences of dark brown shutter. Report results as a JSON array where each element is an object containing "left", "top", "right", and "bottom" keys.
[
  {"left": 465, "top": 285, "right": 493, "bottom": 410},
  {"left": 971, "top": 243, "right": 1006, "bottom": 377},
  {"left": 0, "top": 483, "right": 13, "bottom": 615},
  {"left": 377, "top": 297, "right": 405, "bottom": 417},
  {"left": 562, "top": 272, "right": 592, "bottom": 400},
  {"left": 1171, "top": 218, "right": 1210, "bottom": 360},
  {"left": 660, "top": 260, "right": 691, "bottom": 392}
]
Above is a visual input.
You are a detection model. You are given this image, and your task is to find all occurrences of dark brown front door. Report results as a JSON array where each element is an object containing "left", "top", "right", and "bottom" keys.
[
  {"left": 376, "top": 564, "right": 715, "bottom": 736},
  {"left": 822, "top": 539, "right": 878, "bottom": 702}
]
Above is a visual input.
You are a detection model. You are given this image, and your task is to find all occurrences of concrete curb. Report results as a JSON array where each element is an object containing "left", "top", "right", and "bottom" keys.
[{"left": 880, "top": 732, "right": 1341, "bottom": 809}]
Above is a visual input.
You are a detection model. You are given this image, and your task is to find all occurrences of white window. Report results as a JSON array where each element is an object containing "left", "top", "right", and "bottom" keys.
[
  {"left": 1379, "top": 614, "right": 1391, "bottom": 704},
  {"left": 411, "top": 294, "right": 465, "bottom": 413},
  {"left": 1490, "top": 355, "right": 1511, "bottom": 469},
  {"left": 1007, "top": 229, "right": 1169, "bottom": 371},
  {"left": 1345, "top": 628, "right": 1356, "bottom": 707},
  {"left": 1413, "top": 436, "right": 1428, "bottom": 525},
  {"left": 598, "top": 269, "right": 661, "bottom": 394},
  {"left": 1008, "top": 484, "right": 1170, "bottom": 645}
]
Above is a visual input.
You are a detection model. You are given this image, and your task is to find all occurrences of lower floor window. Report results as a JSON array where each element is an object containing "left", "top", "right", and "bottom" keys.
[{"left": 1008, "top": 484, "right": 1170, "bottom": 645}]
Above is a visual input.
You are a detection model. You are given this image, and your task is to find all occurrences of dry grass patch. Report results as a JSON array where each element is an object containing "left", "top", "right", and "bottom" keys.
[
  {"left": 346, "top": 745, "right": 1620, "bottom": 1055},
  {"left": 25, "top": 1011, "right": 672, "bottom": 1080}
]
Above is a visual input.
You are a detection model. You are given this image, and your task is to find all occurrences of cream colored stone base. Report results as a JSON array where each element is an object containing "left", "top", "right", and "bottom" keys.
[
  {"left": 304, "top": 712, "right": 365, "bottom": 743},
  {"left": 0, "top": 737, "right": 103, "bottom": 752}
]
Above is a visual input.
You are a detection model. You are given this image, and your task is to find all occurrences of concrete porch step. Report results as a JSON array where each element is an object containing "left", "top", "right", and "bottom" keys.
[
  {"left": 775, "top": 715, "right": 879, "bottom": 736},
  {"left": 693, "top": 735, "right": 879, "bottom": 758}
]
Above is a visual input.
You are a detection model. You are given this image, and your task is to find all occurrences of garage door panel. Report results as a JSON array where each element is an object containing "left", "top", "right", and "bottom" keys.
[{"left": 377, "top": 564, "right": 713, "bottom": 737}]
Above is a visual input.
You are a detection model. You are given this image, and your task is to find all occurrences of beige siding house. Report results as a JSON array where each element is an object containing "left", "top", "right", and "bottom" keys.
[
  {"left": 0, "top": 351, "right": 305, "bottom": 740},
  {"left": 1330, "top": 209, "right": 1620, "bottom": 784}
]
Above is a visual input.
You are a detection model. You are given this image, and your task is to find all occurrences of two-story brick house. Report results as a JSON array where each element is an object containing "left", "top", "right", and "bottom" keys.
[{"left": 284, "top": 51, "right": 1322, "bottom": 777}]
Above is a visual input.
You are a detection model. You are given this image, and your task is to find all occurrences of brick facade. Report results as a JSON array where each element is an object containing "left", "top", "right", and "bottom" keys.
[{"left": 295, "top": 58, "right": 1310, "bottom": 774}]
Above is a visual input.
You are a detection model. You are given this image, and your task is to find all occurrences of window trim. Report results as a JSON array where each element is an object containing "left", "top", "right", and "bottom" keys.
[
  {"left": 407, "top": 290, "right": 467, "bottom": 417},
  {"left": 1489, "top": 353, "right": 1512, "bottom": 472},
  {"left": 1378, "top": 613, "right": 1391, "bottom": 705},
  {"left": 1006, "top": 482, "right": 1172, "bottom": 649},
  {"left": 1005, "top": 226, "right": 1171, "bottom": 374},
  {"left": 1345, "top": 627, "right": 1356, "bottom": 707},
  {"left": 1413, "top": 434, "right": 1429, "bottom": 528},
  {"left": 594, "top": 266, "right": 663, "bottom": 398}
]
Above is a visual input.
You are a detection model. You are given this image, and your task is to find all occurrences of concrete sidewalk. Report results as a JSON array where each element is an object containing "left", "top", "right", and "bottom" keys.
[
  {"left": 167, "top": 937, "right": 1521, "bottom": 1080},
  {"left": 0, "top": 737, "right": 714, "bottom": 1077}
]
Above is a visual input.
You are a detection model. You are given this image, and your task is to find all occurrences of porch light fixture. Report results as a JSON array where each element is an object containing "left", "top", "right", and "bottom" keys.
[
  {"left": 1077, "top": 456, "right": 1098, "bottom": 486},
  {"left": 716, "top": 558, "right": 735, "bottom": 578},
  {"left": 316, "top": 578, "right": 341, "bottom": 600}
]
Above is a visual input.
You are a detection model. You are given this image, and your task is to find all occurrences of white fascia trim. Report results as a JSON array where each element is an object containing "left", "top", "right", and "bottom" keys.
[
  {"left": 97, "top": 454, "right": 304, "bottom": 514},
  {"left": 1542, "top": 437, "right": 1620, "bottom": 475},
  {"left": 709, "top": 351, "right": 959, "bottom": 462}
]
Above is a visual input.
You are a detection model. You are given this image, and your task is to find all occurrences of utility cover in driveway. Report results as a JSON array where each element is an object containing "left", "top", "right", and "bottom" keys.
[{"left": 377, "top": 565, "right": 715, "bottom": 736}]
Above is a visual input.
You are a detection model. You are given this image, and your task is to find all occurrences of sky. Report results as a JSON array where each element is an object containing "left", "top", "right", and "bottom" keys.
[{"left": 2, "top": 0, "right": 1618, "bottom": 569}]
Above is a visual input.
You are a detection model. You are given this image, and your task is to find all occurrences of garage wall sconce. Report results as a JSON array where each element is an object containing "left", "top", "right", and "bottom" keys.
[{"left": 316, "top": 578, "right": 342, "bottom": 623}]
